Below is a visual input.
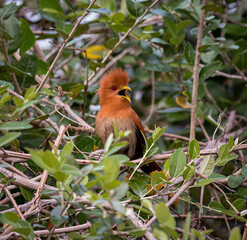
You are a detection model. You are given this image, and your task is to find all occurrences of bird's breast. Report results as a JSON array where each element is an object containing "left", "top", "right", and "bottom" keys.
[{"left": 95, "top": 115, "right": 137, "bottom": 158}]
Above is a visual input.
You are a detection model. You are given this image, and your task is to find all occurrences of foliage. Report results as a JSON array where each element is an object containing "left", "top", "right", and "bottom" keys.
[{"left": 0, "top": 0, "right": 247, "bottom": 239}]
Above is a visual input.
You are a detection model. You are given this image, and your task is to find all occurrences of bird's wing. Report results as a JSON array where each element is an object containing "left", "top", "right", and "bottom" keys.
[{"left": 132, "top": 110, "right": 162, "bottom": 175}]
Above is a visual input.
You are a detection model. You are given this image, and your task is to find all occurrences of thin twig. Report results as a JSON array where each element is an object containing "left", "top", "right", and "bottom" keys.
[
  {"left": 67, "top": 47, "right": 89, "bottom": 120},
  {"left": 88, "top": 0, "right": 161, "bottom": 83},
  {"left": 0, "top": 167, "right": 57, "bottom": 191},
  {"left": 212, "top": 113, "right": 222, "bottom": 141},
  {"left": 2, "top": 185, "right": 25, "bottom": 220},
  {"left": 36, "top": 0, "right": 97, "bottom": 93},
  {"left": 190, "top": 0, "right": 207, "bottom": 140},
  {"left": 144, "top": 179, "right": 194, "bottom": 229},
  {"left": 88, "top": 47, "right": 135, "bottom": 86},
  {"left": 54, "top": 97, "right": 94, "bottom": 132},
  {"left": 6, "top": 89, "right": 60, "bottom": 133},
  {"left": 144, "top": 71, "right": 156, "bottom": 125},
  {"left": 211, "top": 186, "right": 231, "bottom": 232},
  {"left": 1, "top": 40, "right": 22, "bottom": 95},
  {"left": 197, "top": 119, "right": 211, "bottom": 141},
  {"left": 26, "top": 125, "right": 66, "bottom": 214}
]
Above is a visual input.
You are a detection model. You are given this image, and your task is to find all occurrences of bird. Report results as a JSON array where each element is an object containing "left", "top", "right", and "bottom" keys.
[{"left": 95, "top": 68, "right": 162, "bottom": 175}]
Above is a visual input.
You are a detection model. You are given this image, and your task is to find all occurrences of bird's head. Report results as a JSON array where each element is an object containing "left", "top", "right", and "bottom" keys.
[{"left": 98, "top": 68, "right": 132, "bottom": 106}]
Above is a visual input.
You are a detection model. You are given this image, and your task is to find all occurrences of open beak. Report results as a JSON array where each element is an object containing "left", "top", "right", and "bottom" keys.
[{"left": 118, "top": 86, "right": 132, "bottom": 102}]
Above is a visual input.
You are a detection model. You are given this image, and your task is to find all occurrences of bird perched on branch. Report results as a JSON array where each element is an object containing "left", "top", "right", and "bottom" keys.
[{"left": 95, "top": 68, "right": 162, "bottom": 175}]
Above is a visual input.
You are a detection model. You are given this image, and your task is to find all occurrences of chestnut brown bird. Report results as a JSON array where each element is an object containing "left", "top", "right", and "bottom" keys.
[{"left": 95, "top": 68, "right": 162, "bottom": 175}]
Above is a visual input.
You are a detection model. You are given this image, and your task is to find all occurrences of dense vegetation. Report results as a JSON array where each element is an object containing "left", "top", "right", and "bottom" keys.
[{"left": 0, "top": 0, "right": 246, "bottom": 239}]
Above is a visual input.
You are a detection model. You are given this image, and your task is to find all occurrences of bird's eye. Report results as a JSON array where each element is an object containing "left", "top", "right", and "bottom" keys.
[{"left": 111, "top": 86, "right": 117, "bottom": 91}]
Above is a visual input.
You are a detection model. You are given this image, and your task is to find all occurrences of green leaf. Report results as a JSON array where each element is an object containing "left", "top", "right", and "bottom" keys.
[
  {"left": 50, "top": 206, "right": 69, "bottom": 226},
  {"left": 169, "top": 148, "right": 186, "bottom": 178},
  {"left": 105, "top": 38, "right": 118, "bottom": 50},
  {"left": 24, "top": 86, "right": 37, "bottom": 100},
  {"left": 145, "top": 63, "right": 173, "bottom": 72},
  {"left": 183, "top": 164, "right": 196, "bottom": 181},
  {"left": 231, "top": 198, "right": 245, "bottom": 212},
  {"left": 229, "top": 227, "right": 241, "bottom": 240},
  {"left": 104, "top": 133, "right": 114, "bottom": 153},
  {"left": 216, "top": 153, "right": 238, "bottom": 166},
  {"left": 43, "top": 150, "right": 60, "bottom": 173},
  {"left": 129, "top": 179, "right": 147, "bottom": 197},
  {"left": 0, "top": 122, "right": 32, "bottom": 131},
  {"left": 241, "top": 166, "right": 247, "bottom": 177},
  {"left": 5, "top": 62, "right": 32, "bottom": 77},
  {"left": 0, "top": 27, "right": 13, "bottom": 40},
  {"left": 227, "top": 175, "right": 243, "bottom": 188},
  {"left": 0, "top": 132, "right": 21, "bottom": 147},
  {"left": 16, "top": 54, "right": 38, "bottom": 87},
  {"left": 199, "top": 155, "right": 215, "bottom": 177},
  {"left": 195, "top": 179, "right": 213, "bottom": 187},
  {"left": 0, "top": 81, "right": 12, "bottom": 94},
  {"left": 155, "top": 201, "right": 176, "bottom": 229},
  {"left": 113, "top": 182, "right": 128, "bottom": 200},
  {"left": 61, "top": 141, "right": 74, "bottom": 164},
  {"left": 20, "top": 18, "right": 36, "bottom": 56},
  {"left": 104, "top": 155, "right": 119, "bottom": 183},
  {"left": 184, "top": 42, "right": 195, "bottom": 66},
  {"left": 126, "top": 0, "right": 145, "bottom": 17},
  {"left": 75, "top": 136, "right": 95, "bottom": 158},
  {"left": 152, "top": 126, "right": 167, "bottom": 143},
  {"left": 5, "top": 16, "right": 21, "bottom": 54},
  {"left": 40, "top": 0, "right": 64, "bottom": 21},
  {"left": 0, "top": 3, "right": 18, "bottom": 20},
  {"left": 218, "top": 143, "right": 230, "bottom": 159},
  {"left": 164, "top": 17, "right": 176, "bottom": 36},
  {"left": 13, "top": 96, "right": 23, "bottom": 108},
  {"left": 105, "top": 141, "right": 128, "bottom": 157},
  {"left": 39, "top": 88, "right": 55, "bottom": 96},
  {"left": 216, "top": 142, "right": 238, "bottom": 166},
  {"left": 199, "top": 61, "right": 222, "bottom": 81},
  {"left": 0, "top": 212, "right": 19, "bottom": 225},
  {"left": 53, "top": 171, "right": 67, "bottom": 181},
  {"left": 188, "top": 139, "right": 200, "bottom": 159},
  {"left": 209, "top": 201, "right": 224, "bottom": 212},
  {"left": 153, "top": 228, "right": 169, "bottom": 240},
  {"left": 71, "top": 183, "right": 87, "bottom": 196},
  {"left": 183, "top": 212, "right": 191, "bottom": 240},
  {"left": 61, "top": 164, "right": 83, "bottom": 177},
  {"left": 151, "top": 172, "right": 167, "bottom": 187},
  {"left": 129, "top": 229, "right": 146, "bottom": 237},
  {"left": 208, "top": 173, "right": 227, "bottom": 180},
  {"left": 112, "top": 200, "right": 125, "bottom": 213},
  {"left": 102, "top": 0, "right": 116, "bottom": 12},
  {"left": 0, "top": 92, "right": 11, "bottom": 108},
  {"left": 236, "top": 187, "right": 247, "bottom": 197},
  {"left": 20, "top": 187, "right": 33, "bottom": 202},
  {"left": 89, "top": 8, "right": 110, "bottom": 15},
  {"left": 29, "top": 149, "right": 49, "bottom": 172}
]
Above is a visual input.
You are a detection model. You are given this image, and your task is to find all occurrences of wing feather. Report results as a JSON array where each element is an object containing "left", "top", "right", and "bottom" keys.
[{"left": 132, "top": 110, "right": 162, "bottom": 174}]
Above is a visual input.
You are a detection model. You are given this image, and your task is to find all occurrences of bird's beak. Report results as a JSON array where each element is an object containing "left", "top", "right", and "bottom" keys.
[{"left": 118, "top": 86, "right": 132, "bottom": 102}]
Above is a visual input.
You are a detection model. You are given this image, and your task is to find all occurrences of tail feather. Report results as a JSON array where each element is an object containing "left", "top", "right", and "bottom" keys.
[{"left": 140, "top": 161, "right": 162, "bottom": 175}]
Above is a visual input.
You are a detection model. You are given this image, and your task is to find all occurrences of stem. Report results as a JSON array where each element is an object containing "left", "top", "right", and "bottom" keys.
[
  {"left": 189, "top": 0, "right": 207, "bottom": 140},
  {"left": 36, "top": 0, "right": 97, "bottom": 93}
]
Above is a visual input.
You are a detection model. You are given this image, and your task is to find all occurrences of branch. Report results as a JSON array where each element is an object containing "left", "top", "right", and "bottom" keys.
[
  {"left": 143, "top": 179, "right": 194, "bottom": 229},
  {"left": 27, "top": 125, "right": 66, "bottom": 214},
  {"left": 190, "top": 0, "right": 207, "bottom": 140},
  {"left": 54, "top": 97, "right": 95, "bottom": 132},
  {"left": 0, "top": 167, "right": 57, "bottom": 191},
  {"left": 36, "top": 0, "right": 97, "bottom": 93},
  {"left": 7, "top": 89, "right": 60, "bottom": 133},
  {"left": 88, "top": 47, "right": 135, "bottom": 86},
  {"left": 2, "top": 185, "right": 25, "bottom": 220},
  {"left": 88, "top": 0, "right": 161, "bottom": 83}
]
